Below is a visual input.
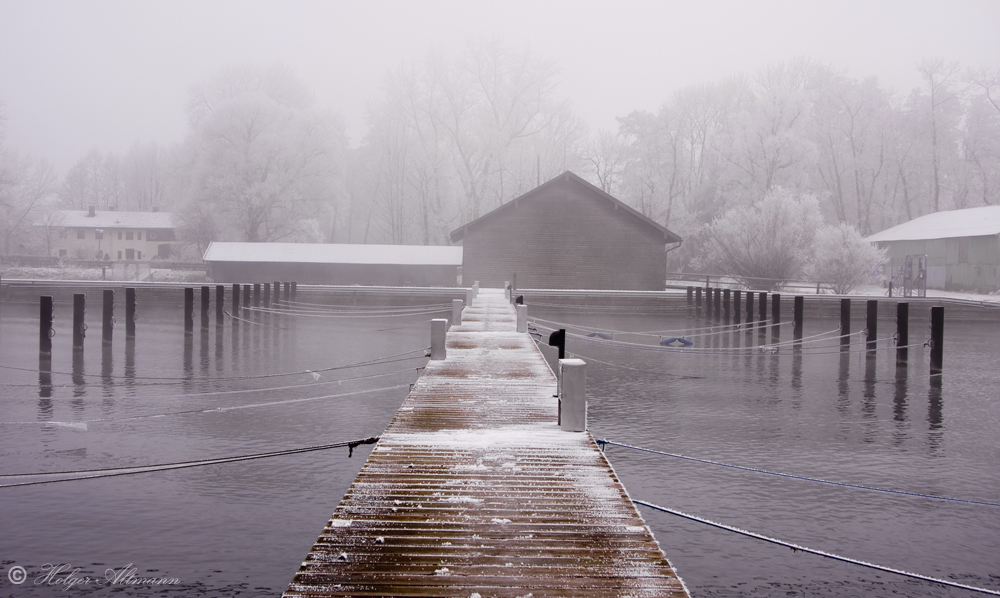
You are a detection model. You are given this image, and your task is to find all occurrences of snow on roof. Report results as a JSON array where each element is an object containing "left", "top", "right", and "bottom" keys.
[
  {"left": 49, "top": 210, "right": 174, "bottom": 229},
  {"left": 202, "top": 242, "right": 463, "bottom": 266},
  {"left": 865, "top": 205, "right": 1000, "bottom": 242}
]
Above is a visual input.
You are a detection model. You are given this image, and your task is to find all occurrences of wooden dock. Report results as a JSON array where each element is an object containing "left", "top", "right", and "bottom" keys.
[{"left": 285, "top": 288, "right": 689, "bottom": 597}]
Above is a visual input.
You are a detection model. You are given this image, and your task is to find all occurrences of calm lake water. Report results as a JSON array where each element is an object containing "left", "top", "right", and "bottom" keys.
[{"left": 1, "top": 296, "right": 998, "bottom": 597}]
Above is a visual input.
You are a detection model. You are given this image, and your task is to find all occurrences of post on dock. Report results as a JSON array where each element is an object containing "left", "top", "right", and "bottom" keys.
[
  {"left": 184, "top": 288, "right": 194, "bottom": 335},
  {"left": 686, "top": 286, "right": 693, "bottom": 306},
  {"left": 263, "top": 282, "right": 271, "bottom": 308},
  {"left": 745, "top": 291, "right": 754, "bottom": 325},
  {"left": 866, "top": 300, "right": 878, "bottom": 355},
  {"left": 253, "top": 283, "right": 261, "bottom": 308},
  {"left": 733, "top": 290, "right": 742, "bottom": 325},
  {"left": 548, "top": 329, "right": 566, "bottom": 359},
  {"left": 465, "top": 287, "right": 475, "bottom": 308},
  {"left": 241, "top": 284, "right": 251, "bottom": 314},
  {"left": 695, "top": 287, "right": 702, "bottom": 310},
  {"left": 793, "top": 296, "right": 803, "bottom": 342},
  {"left": 723, "top": 289, "right": 731, "bottom": 323},
  {"left": 504, "top": 281, "right": 510, "bottom": 301},
  {"left": 232, "top": 284, "right": 241, "bottom": 316},
  {"left": 705, "top": 287, "right": 713, "bottom": 319},
  {"left": 200, "top": 286, "right": 210, "bottom": 330},
  {"left": 273, "top": 281, "right": 281, "bottom": 305},
  {"left": 39, "top": 295, "right": 54, "bottom": 356},
  {"left": 771, "top": 293, "right": 781, "bottom": 341},
  {"left": 430, "top": 319, "right": 447, "bottom": 360},
  {"left": 291, "top": 282, "right": 297, "bottom": 302},
  {"left": 713, "top": 288, "right": 722, "bottom": 323},
  {"left": 930, "top": 306, "right": 944, "bottom": 374},
  {"left": 559, "top": 359, "right": 587, "bottom": 432},
  {"left": 73, "top": 293, "right": 86, "bottom": 352},
  {"left": 758, "top": 292, "right": 767, "bottom": 328},
  {"left": 473, "top": 281, "right": 479, "bottom": 298},
  {"left": 452, "top": 299, "right": 463, "bottom": 327},
  {"left": 215, "top": 285, "right": 225, "bottom": 326},
  {"left": 516, "top": 304, "right": 528, "bottom": 333},
  {"left": 896, "top": 302, "right": 909, "bottom": 366},
  {"left": 840, "top": 298, "right": 851, "bottom": 347},
  {"left": 125, "top": 287, "right": 136, "bottom": 339},
  {"left": 102, "top": 289, "right": 114, "bottom": 345},
  {"left": 283, "top": 282, "right": 290, "bottom": 303}
]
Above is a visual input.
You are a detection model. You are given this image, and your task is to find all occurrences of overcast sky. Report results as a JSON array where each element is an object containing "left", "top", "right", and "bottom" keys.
[{"left": 1, "top": 0, "right": 998, "bottom": 174}]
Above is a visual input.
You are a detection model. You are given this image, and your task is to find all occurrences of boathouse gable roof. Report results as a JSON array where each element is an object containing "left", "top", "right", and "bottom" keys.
[
  {"left": 449, "top": 171, "right": 682, "bottom": 245},
  {"left": 202, "top": 242, "right": 463, "bottom": 266},
  {"left": 865, "top": 206, "right": 1000, "bottom": 243}
]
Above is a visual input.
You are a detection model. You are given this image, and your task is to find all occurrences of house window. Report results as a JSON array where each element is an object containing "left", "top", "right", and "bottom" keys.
[
  {"left": 125, "top": 248, "right": 134, "bottom": 260},
  {"left": 77, "top": 229, "right": 86, "bottom": 239},
  {"left": 126, "top": 231, "right": 134, "bottom": 240},
  {"left": 137, "top": 231, "right": 142, "bottom": 241},
  {"left": 59, "top": 249, "right": 67, "bottom": 257},
  {"left": 118, "top": 231, "right": 123, "bottom": 240},
  {"left": 117, "top": 250, "right": 122, "bottom": 260}
]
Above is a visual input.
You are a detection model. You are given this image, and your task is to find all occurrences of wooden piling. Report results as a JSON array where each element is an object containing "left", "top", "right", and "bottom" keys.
[
  {"left": 241, "top": 284, "right": 251, "bottom": 313},
  {"left": 733, "top": 290, "right": 742, "bottom": 325},
  {"left": 723, "top": 289, "right": 731, "bottom": 323},
  {"left": 896, "top": 302, "right": 909, "bottom": 366},
  {"left": 840, "top": 298, "right": 851, "bottom": 347},
  {"left": 793, "top": 296, "right": 803, "bottom": 342},
  {"left": 930, "top": 306, "right": 944, "bottom": 374},
  {"left": 232, "top": 283, "right": 241, "bottom": 315},
  {"left": 273, "top": 281, "right": 281, "bottom": 304},
  {"left": 758, "top": 292, "right": 767, "bottom": 328},
  {"left": 73, "top": 293, "right": 86, "bottom": 351},
  {"left": 102, "top": 289, "right": 114, "bottom": 345},
  {"left": 713, "top": 288, "right": 721, "bottom": 322},
  {"left": 283, "top": 282, "right": 290, "bottom": 303},
  {"left": 291, "top": 281, "right": 297, "bottom": 302},
  {"left": 184, "top": 287, "right": 194, "bottom": 334},
  {"left": 695, "top": 287, "right": 702, "bottom": 309},
  {"left": 745, "top": 291, "right": 754, "bottom": 324},
  {"left": 263, "top": 282, "right": 271, "bottom": 308},
  {"left": 253, "top": 283, "right": 261, "bottom": 308},
  {"left": 705, "top": 287, "right": 713, "bottom": 319},
  {"left": 559, "top": 359, "right": 587, "bottom": 432},
  {"left": 201, "top": 286, "right": 210, "bottom": 330},
  {"left": 686, "top": 286, "right": 693, "bottom": 306},
  {"left": 125, "top": 287, "right": 136, "bottom": 339},
  {"left": 39, "top": 296, "right": 54, "bottom": 356},
  {"left": 866, "top": 299, "right": 878, "bottom": 354},
  {"left": 215, "top": 285, "right": 225, "bottom": 326},
  {"left": 771, "top": 293, "right": 780, "bottom": 341}
]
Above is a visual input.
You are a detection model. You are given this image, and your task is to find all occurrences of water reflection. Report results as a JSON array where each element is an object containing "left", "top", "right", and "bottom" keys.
[
  {"left": 928, "top": 375, "right": 944, "bottom": 454},
  {"left": 38, "top": 355, "right": 53, "bottom": 420},
  {"left": 837, "top": 349, "right": 850, "bottom": 416},
  {"left": 124, "top": 337, "right": 136, "bottom": 392}
]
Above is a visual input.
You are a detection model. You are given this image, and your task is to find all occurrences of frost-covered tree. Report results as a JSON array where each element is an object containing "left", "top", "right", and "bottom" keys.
[
  {"left": 704, "top": 187, "right": 821, "bottom": 290},
  {"left": 809, "top": 222, "right": 887, "bottom": 294},
  {"left": 0, "top": 111, "right": 57, "bottom": 254}
]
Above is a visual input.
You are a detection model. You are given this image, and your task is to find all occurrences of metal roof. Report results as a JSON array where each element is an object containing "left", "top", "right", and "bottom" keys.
[
  {"left": 865, "top": 205, "right": 1000, "bottom": 242},
  {"left": 49, "top": 210, "right": 174, "bottom": 229},
  {"left": 450, "top": 171, "right": 683, "bottom": 244},
  {"left": 202, "top": 242, "right": 463, "bottom": 266}
]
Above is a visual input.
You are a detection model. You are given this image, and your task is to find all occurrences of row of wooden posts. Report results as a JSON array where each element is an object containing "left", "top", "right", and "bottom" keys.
[
  {"left": 38, "top": 282, "right": 300, "bottom": 358},
  {"left": 687, "top": 286, "right": 944, "bottom": 374}
]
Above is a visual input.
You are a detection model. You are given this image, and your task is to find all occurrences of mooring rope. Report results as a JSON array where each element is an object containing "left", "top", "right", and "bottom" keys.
[
  {"left": 252, "top": 306, "right": 450, "bottom": 319},
  {"left": 277, "top": 298, "right": 453, "bottom": 311},
  {"left": 599, "top": 440, "right": 1000, "bottom": 508},
  {"left": 633, "top": 500, "right": 1000, "bottom": 595},
  {"left": 0, "top": 436, "right": 381, "bottom": 489}
]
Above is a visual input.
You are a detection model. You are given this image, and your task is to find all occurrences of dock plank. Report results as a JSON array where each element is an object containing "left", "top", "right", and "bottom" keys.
[{"left": 285, "top": 289, "right": 689, "bottom": 597}]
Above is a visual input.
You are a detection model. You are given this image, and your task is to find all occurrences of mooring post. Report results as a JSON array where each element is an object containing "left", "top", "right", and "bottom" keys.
[
  {"left": 559, "top": 358, "right": 587, "bottom": 432},
  {"left": 215, "top": 285, "right": 225, "bottom": 326},
  {"left": 241, "top": 284, "right": 251, "bottom": 314},
  {"left": 232, "top": 283, "right": 241, "bottom": 316},
  {"left": 930, "top": 306, "right": 944, "bottom": 374},
  {"left": 200, "top": 286, "right": 210, "bottom": 330},
  {"left": 504, "top": 281, "right": 510, "bottom": 301},
  {"left": 125, "top": 287, "right": 136, "bottom": 339},
  {"left": 896, "top": 302, "right": 909, "bottom": 366},
  {"left": 516, "top": 303, "right": 527, "bottom": 333},
  {"left": 758, "top": 292, "right": 767, "bottom": 328},
  {"left": 745, "top": 291, "right": 754, "bottom": 325},
  {"left": 465, "top": 287, "right": 474, "bottom": 307},
  {"left": 184, "top": 287, "right": 194, "bottom": 335},
  {"left": 102, "top": 289, "right": 114, "bottom": 345},
  {"left": 840, "top": 298, "right": 851, "bottom": 347},
  {"left": 793, "top": 296, "right": 803, "bottom": 342},
  {"left": 473, "top": 281, "right": 479, "bottom": 298},
  {"left": 771, "top": 293, "right": 781, "bottom": 341},
  {"left": 430, "top": 318, "right": 447, "bottom": 361},
  {"left": 39, "top": 295, "right": 54, "bottom": 356},
  {"left": 713, "top": 288, "right": 721, "bottom": 322},
  {"left": 273, "top": 281, "right": 281, "bottom": 305},
  {"left": 705, "top": 287, "right": 713, "bottom": 319},
  {"left": 452, "top": 299, "right": 463, "bottom": 327},
  {"left": 722, "top": 289, "right": 731, "bottom": 323},
  {"left": 291, "top": 282, "right": 298, "bottom": 302},
  {"left": 263, "top": 282, "right": 271, "bottom": 308},
  {"left": 733, "top": 290, "right": 742, "bottom": 325},
  {"left": 549, "top": 328, "right": 566, "bottom": 359},
  {"left": 695, "top": 287, "right": 702, "bottom": 310},
  {"left": 686, "top": 286, "right": 693, "bottom": 306},
  {"left": 283, "top": 282, "right": 290, "bottom": 303},
  {"left": 866, "top": 299, "right": 878, "bottom": 355},
  {"left": 73, "top": 293, "right": 86, "bottom": 352},
  {"left": 253, "top": 283, "right": 261, "bottom": 308}
]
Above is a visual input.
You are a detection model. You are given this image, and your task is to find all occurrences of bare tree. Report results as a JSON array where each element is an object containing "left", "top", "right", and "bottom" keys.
[
  {"left": 917, "top": 58, "right": 962, "bottom": 212},
  {"left": 0, "top": 114, "right": 57, "bottom": 254}
]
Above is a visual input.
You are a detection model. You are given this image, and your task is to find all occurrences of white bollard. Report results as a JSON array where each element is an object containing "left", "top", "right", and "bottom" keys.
[
  {"left": 452, "top": 299, "right": 464, "bottom": 327},
  {"left": 559, "top": 359, "right": 587, "bottom": 432},
  {"left": 516, "top": 303, "right": 527, "bottom": 333},
  {"left": 465, "top": 288, "right": 474, "bottom": 307},
  {"left": 504, "top": 281, "right": 511, "bottom": 301},
  {"left": 473, "top": 281, "right": 479, "bottom": 298},
  {"left": 430, "top": 319, "right": 447, "bottom": 361}
]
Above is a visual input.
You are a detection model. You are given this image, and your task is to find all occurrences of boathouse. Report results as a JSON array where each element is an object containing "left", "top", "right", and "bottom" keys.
[
  {"left": 866, "top": 205, "right": 1000, "bottom": 292},
  {"left": 450, "top": 171, "right": 682, "bottom": 291},
  {"left": 202, "top": 242, "right": 462, "bottom": 286}
]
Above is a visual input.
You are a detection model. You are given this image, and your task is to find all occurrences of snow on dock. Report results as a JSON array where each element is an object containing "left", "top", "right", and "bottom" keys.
[{"left": 284, "top": 288, "right": 688, "bottom": 597}]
